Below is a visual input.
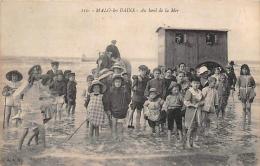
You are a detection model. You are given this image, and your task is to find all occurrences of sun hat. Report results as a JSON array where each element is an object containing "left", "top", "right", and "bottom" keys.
[
  {"left": 88, "top": 79, "right": 106, "bottom": 93},
  {"left": 111, "top": 63, "right": 125, "bottom": 70},
  {"left": 197, "top": 66, "right": 210, "bottom": 75},
  {"left": 6, "top": 70, "right": 23, "bottom": 82}
]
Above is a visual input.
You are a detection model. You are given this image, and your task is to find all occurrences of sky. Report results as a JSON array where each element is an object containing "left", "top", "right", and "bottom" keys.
[{"left": 0, "top": 0, "right": 259, "bottom": 61}]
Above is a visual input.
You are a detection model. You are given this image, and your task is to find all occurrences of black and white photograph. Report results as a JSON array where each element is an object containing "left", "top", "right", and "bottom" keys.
[{"left": 0, "top": 0, "right": 259, "bottom": 165}]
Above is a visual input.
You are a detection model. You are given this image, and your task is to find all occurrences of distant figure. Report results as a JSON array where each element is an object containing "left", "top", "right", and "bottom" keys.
[{"left": 106, "top": 40, "right": 121, "bottom": 60}]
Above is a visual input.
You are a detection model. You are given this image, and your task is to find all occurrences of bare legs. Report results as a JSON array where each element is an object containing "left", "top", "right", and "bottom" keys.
[{"left": 89, "top": 124, "right": 99, "bottom": 143}]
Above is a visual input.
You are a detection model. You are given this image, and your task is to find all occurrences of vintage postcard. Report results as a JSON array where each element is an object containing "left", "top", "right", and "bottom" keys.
[{"left": 0, "top": 0, "right": 259, "bottom": 165}]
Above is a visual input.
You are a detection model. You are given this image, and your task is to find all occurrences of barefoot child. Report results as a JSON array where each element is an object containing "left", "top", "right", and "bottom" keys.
[
  {"left": 2, "top": 70, "right": 23, "bottom": 127},
  {"left": 201, "top": 77, "right": 218, "bottom": 134},
  {"left": 85, "top": 79, "right": 107, "bottom": 143},
  {"left": 237, "top": 64, "right": 256, "bottom": 124},
  {"left": 107, "top": 74, "right": 131, "bottom": 141},
  {"left": 67, "top": 73, "right": 77, "bottom": 115},
  {"left": 184, "top": 77, "right": 203, "bottom": 148},
  {"left": 144, "top": 88, "right": 164, "bottom": 136},
  {"left": 128, "top": 65, "right": 149, "bottom": 129},
  {"left": 216, "top": 74, "right": 229, "bottom": 118},
  {"left": 162, "top": 83, "right": 183, "bottom": 141}
]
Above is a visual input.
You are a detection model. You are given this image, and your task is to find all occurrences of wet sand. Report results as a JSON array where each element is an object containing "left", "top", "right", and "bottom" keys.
[{"left": 0, "top": 59, "right": 259, "bottom": 166}]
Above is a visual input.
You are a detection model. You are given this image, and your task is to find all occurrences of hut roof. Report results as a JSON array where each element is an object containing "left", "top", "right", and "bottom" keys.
[{"left": 156, "top": 27, "right": 229, "bottom": 33}]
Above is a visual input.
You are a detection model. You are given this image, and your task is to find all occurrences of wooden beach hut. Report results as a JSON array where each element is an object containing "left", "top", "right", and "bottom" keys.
[{"left": 156, "top": 27, "right": 229, "bottom": 70}]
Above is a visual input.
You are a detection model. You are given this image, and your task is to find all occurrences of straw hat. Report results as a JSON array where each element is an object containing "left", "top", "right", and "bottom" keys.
[
  {"left": 88, "top": 79, "right": 106, "bottom": 93},
  {"left": 6, "top": 70, "right": 23, "bottom": 82},
  {"left": 197, "top": 66, "right": 210, "bottom": 75},
  {"left": 111, "top": 63, "right": 125, "bottom": 70}
]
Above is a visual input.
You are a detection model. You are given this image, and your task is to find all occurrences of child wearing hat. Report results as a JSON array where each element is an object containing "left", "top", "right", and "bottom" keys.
[
  {"left": 201, "top": 77, "right": 218, "bottom": 135},
  {"left": 162, "top": 83, "right": 183, "bottom": 141},
  {"left": 112, "top": 62, "right": 125, "bottom": 75},
  {"left": 85, "top": 79, "right": 107, "bottom": 143},
  {"left": 49, "top": 70, "right": 66, "bottom": 121},
  {"left": 237, "top": 64, "right": 256, "bottom": 124},
  {"left": 143, "top": 88, "right": 164, "bottom": 136},
  {"left": 128, "top": 65, "right": 149, "bottom": 129},
  {"left": 2, "top": 70, "right": 23, "bottom": 127},
  {"left": 66, "top": 73, "right": 77, "bottom": 115},
  {"left": 184, "top": 77, "right": 204, "bottom": 148},
  {"left": 106, "top": 74, "right": 131, "bottom": 141}
]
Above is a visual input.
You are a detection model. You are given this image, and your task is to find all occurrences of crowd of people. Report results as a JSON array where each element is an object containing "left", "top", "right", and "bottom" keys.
[{"left": 2, "top": 40, "right": 257, "bottom": 151}]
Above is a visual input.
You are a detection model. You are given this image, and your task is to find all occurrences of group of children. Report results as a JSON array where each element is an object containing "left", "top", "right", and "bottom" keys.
[
  {"left": 84, "top": 61, "right": 256, "bottom": 148},
  {"left": 2, "top": 59, "right": 256, "bottom": 150}
]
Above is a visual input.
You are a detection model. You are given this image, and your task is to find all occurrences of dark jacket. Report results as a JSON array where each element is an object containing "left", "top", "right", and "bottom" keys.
[
  {"left": 131, "top": 75, "right": 149, "bottom": 103},
  {"left": 49, "top": 80, "right": 66, "bottom": 96},
  {"left": 226, "top": 71, "right": 237, "bottom": 89},
  {"left": 106, "top": 86, "right": 131, "bottom": 119},
  {"left": 67, "top": 81, "right": 77, "bottom": 101},
  {"left": 145, "top": 78, "right": 166, "bottom": 99}
]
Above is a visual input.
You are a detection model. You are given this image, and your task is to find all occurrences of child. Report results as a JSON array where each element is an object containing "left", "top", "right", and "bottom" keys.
[
  {"left": 216, "top": 74, "right": 229, "bottom": 118},
  {"left": 164, "top": 68, "right": 177, "bottom": 97},
  {"left": 201, "top": 77, "right": 218, "bottom": 135},
  {"left": 198, "top": 66, "right": 210, "bottom": 90},
  {"left": 122, "top": 72, "right": 132, "bottom": 97},
  {"left": 143, "top": 88, "right": 164, "bottom": 136},
  {"left": 225, "top": 64, "right": 237, "bottom": 102},
  {"left": 85, "top": 80, "right": 107, "bottom": 143},
  {"left": 162, "top": 83, "right": 183, "bottom": 141},
  {"left": 83, "top": 74, "right": 94, "bottom": 127},
  {"left": 211, "top": 67, "right": 222, "bottom": 88},
  {"left": 2, "top": 70, "right": 23, "bottom": 127},
  {"left": 67, "top": 73, "right": 77, "bottom": 115},
  {"left": 82, "top": 74, "right": 94, "bottom": 99},
  {"left": 145, "top": 67, "right": 166, "bottom": 100},
  {"left": 49, "top": 70, "right": 66, "bottom": 121},
  {"left": 184, "top": 77, "right": 204, "bottom": 148},
  {"left": 128, "top": 65, "right": 149, "bottom": 129},
  {"left": 107, "top": 74, "right": 131, "bottom": 141},
  {"left": 63, "top": 70, "right": 72, "bottom": 109},
  {"left": 237, "top": 64, "right": 256, "bottom": 124}
]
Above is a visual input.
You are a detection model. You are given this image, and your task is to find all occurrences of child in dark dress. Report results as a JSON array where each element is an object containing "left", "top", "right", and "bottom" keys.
[
  {"left": 66, "top": 73, "right": 77, "bottom": 115},
  {"left": 107, "top": 74, "right": 131, "bottom": 141}
]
